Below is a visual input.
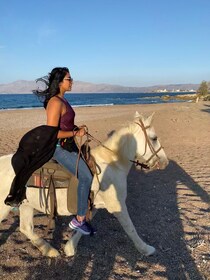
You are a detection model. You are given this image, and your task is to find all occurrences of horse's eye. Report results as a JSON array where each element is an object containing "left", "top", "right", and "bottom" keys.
[{"left": 151, "top": 136, "right": 157, "bottom": 141}]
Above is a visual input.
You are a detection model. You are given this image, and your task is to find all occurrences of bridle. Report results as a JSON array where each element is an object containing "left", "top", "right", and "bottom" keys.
[
  {"left": 133, "top": 119, "right": 163, "bottom": 168},
  {"left": 76, "top": 120, "right": 163, "bottom": 171}
]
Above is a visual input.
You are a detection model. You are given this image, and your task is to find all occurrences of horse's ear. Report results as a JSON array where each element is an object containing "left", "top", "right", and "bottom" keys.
[
  {"left": 134, "top": 111, "right": 144, "bottom": 120},
  {"left": 146, "top": 112, "right": 155, "bottom": 125}
]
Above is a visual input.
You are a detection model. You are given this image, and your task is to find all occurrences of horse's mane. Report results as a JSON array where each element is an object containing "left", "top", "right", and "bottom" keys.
[{"left": 92, "top": 121, "right": 137, "bottom": 163}]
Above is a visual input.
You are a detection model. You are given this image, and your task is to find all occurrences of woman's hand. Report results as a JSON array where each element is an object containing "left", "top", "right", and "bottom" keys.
[{"left": 75, "top": 127, "right": 86, "bottom": 137}]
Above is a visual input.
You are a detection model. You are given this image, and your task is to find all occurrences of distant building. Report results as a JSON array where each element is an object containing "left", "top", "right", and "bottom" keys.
[
  {"left": 155, "top": 88, "right": 196, "bottom": 93},
  {"left": 156, "top": 89, "right": 168, "bottom": 93}
]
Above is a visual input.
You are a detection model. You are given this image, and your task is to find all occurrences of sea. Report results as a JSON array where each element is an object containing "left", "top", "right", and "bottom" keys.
[{"left": 0, "top": 92, "right": 195, "bottom": 110}]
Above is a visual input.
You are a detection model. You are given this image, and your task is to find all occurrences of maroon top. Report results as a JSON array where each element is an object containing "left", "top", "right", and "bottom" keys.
[{"left": 56, "top": 96, "right": 75, "bottom": 131}]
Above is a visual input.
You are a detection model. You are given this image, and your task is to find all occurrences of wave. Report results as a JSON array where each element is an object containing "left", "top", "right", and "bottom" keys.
[{"left": 73, "top": 103, "right": 114, "bottom": 108}]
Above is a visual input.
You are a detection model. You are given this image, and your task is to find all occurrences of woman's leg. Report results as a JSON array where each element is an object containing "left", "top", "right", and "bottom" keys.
[{"left": 53, "top": 146, "right": 92, "bottom": 217}]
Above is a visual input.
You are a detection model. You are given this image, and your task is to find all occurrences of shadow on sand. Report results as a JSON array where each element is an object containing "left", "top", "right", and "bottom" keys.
[
  {"left": 13, "top": 158, "right": 208, "bottom": 280},
  {"left": 1, "top": 126, "right": 209, "bottom": 280}
]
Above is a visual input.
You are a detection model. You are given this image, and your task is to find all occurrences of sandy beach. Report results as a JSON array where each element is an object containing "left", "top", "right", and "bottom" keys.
[{"left": 0, "top": 101, "right": 210, "bottom": 279}]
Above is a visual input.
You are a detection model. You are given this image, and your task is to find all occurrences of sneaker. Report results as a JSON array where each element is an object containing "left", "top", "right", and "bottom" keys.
[
  {"left": 69, "top": 217, "right": 95, "bottom": 235},
  {"left": 4, "top": 195, "right": 21, "bottom": 207}
]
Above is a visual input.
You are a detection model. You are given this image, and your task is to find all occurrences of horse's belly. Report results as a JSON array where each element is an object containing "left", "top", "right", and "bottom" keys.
[{"left": 25, "top": 188, "right": 71, "bottom": 216}]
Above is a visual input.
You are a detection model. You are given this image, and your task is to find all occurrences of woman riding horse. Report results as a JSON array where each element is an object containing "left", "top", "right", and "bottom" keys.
[{"left": 5, "top": 67, "right": 94, "bottom": 235}]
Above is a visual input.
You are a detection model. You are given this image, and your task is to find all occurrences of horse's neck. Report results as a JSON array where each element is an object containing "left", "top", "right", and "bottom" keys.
[
  {"left": 104, "top": 126, "right": 125, "bottom": 145},
  {"left": 101, "top": 125, "right": 136, "bottom": 162}
]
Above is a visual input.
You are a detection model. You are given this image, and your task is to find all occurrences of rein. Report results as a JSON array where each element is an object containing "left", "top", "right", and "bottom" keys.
[
  {"left": 86, "top": 132, "right": 114, "bottom": 153},
  {"left": 75, "top": 120, "right": 163, "bottom": 173},
  {"left": 74, "top": 127, "right": 102, "bottom": 176},
  {"left": 130, "top": 160, "right": 150, "bottom": 170}
]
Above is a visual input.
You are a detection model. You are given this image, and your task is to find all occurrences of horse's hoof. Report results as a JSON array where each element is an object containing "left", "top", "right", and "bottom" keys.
[
  {"left": 64, "top": 246, "right": 76, "bottom": 257},
  {"left": 46, "top": 248, "right": 60, "bottom": 258},
  {"left": 64, "top": 241, "right": 77, "bottom": 257},
  {"left": 144, "top": 245, "right": 156, "bottom": 256}
]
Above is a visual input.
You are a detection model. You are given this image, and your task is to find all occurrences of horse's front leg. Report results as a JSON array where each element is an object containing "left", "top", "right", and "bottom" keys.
[
  {"left": 64, "top": 208, "right": 98, "bottom": 257},
  {"left": 101, "top": 178, "right": 156, "bottom": 257},
  {"left": 19, "top": 204, "right": 60, "bottom": 257},
  {"left": 64, "top": 230, "right": 82, "bottom": 257},
  {"left": 113, "top": 205, "right": 155, "bottom": 256}
]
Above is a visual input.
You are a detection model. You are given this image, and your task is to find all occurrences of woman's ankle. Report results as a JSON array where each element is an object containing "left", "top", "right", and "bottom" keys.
[{"left": 76, "top": 215, "right": 85, "bottom": 222}]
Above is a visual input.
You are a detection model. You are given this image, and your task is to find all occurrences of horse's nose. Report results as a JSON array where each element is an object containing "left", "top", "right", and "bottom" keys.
[{"left": 159, "top": 158, "right": 169, "bottom": 169}]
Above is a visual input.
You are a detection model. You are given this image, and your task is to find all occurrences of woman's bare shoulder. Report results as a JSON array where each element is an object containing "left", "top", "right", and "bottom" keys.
[
  {"left": 48, "top": 96, "right": 63, "bottom": 106},
  {"left": 46, "top": 96, "right": 63, "bottom": 112}
]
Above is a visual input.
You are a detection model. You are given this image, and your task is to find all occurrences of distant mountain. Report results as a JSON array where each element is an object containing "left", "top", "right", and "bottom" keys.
[{"left": 0, "top": 80, "right": 199, "bottom": 94}]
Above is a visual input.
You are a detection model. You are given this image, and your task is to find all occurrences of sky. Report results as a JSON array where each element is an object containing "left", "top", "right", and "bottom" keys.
[{"left": 0, "top": 0, "right": 210, "bottom": 87}]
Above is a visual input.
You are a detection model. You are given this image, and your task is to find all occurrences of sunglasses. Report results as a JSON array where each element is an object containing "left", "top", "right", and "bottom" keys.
[{"left": 64, "top": 77, "right": 73, "bottom": 82}]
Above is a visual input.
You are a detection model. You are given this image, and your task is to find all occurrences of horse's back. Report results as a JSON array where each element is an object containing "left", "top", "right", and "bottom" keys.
[
  {"left": 0, "top": 154, "right": 14, "bottom": 174},
  {"left": 0, "top": 154, "right": 13, "bottom": 160}
]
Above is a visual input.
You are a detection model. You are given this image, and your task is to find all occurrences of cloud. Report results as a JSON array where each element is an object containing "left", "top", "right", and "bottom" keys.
[{"left": 0, "top": 45, "right": 6, "bottom": 49}]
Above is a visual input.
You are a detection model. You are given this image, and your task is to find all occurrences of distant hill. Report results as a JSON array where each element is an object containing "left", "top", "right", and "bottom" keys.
[{"left": 0, "top": 80, "right": 199, "bottom": 94}]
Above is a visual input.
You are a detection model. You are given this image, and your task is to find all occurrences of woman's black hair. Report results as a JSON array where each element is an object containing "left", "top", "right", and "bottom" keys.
[{"left": 33, "top": 67, "right": 69, "bottom": 108}]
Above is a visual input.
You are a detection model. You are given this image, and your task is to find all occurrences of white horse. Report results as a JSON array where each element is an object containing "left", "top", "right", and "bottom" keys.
[{"left": 0, "top": 112, "right": 168, "bottom": 258}]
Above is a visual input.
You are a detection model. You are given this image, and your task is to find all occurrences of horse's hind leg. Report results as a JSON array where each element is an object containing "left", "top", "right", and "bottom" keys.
[
  {"left": 0, "top": 204, "right": 11, "bottom": 223},
  {"left": 19, "top": 204, "right": 60, "bottom": 257}
]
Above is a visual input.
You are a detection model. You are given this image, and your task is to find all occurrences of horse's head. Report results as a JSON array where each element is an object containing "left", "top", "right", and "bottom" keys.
[{"left": 132, "top": 111, "right": 168, "bottom": 170}]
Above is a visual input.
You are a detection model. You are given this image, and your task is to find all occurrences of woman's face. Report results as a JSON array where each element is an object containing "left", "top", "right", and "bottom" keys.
[{"left": 60, "top": 72, "right": 73, "bottom": 92}]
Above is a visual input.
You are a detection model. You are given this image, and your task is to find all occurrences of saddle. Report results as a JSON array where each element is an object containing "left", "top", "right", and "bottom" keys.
[{"left": 27, "top": 160, "right": 94, "bottom": 230}]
